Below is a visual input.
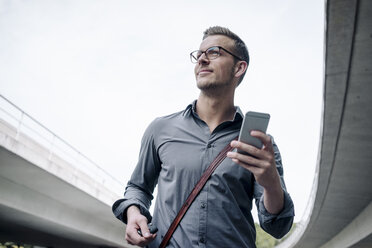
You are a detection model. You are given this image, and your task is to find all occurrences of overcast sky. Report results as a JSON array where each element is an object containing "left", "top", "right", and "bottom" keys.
[{"left": 0, "top": 0, "right": 324, "bottom": 222}]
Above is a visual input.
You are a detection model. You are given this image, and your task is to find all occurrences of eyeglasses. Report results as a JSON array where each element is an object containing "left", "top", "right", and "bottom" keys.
[{"left": 190, "top": 46, "right": 243, "bottom": 64}]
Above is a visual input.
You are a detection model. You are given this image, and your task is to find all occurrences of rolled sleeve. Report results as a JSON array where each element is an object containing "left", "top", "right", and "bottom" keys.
[
  {"left": 258, "top": 190, "right": 295, "bottom": 238},
  {"left": 112, "top": 183, "right": 154, "bottom": 224}
]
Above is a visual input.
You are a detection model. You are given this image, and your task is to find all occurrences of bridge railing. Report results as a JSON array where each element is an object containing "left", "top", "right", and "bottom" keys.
[{"left": 0, "top": 94, "right": 124, "bottom": 197}]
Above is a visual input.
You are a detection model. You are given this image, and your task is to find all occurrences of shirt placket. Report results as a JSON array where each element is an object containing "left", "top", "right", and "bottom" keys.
[
  {"left": 198, "top": 190, "right": 207, "bottom": 247},
  {"left": 197, "top": 135, "right": 217, "bottom": 247}
]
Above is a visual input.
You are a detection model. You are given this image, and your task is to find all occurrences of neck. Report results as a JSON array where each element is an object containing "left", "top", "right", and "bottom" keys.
[{"left": 196, "top": 90, "right": 236, "bottom": 133}]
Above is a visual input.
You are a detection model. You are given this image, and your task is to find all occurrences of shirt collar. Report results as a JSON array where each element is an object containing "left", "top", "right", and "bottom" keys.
[{"left": 183, "top": 100, "right": 244, "bottom": 122}]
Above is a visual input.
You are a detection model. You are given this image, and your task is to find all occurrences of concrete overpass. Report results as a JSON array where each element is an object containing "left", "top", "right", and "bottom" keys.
[
  {"left": 277, "top": 0, "right": 372, "bottom": 247},
  {"left": 0, "top": 96, "right": 134, "bottom": 248}
]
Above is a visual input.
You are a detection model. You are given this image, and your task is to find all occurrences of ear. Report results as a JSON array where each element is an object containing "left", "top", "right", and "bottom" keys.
[{"left": 234, "top": 61, "right": 248, "bottom": 78}]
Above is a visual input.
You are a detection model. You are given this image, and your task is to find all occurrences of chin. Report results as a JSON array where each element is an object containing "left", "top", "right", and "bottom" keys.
[
  {"left": 196, "top": 80, "right": 212, "bottom": 90},
  {"left": 197, "top": 78, "right": 230, "bottom": 91},
  {"left": 197, "top": 82, "right": 220, "bottom": 92}
]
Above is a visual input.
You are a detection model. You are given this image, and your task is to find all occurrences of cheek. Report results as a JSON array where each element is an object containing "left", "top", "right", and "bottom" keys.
[
  {"left": 230, "top": 65, "right": 236, "bottom": 77},
  {"left": 222, "top": 65, "right": 235, "bottom": 79},
  {"left": 194, "top": 65, "right": 198, "bottom": 76}
]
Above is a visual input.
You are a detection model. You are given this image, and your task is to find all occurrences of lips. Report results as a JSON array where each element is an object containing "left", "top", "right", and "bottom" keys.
[{"left": 198, "top": 68, "right": 213, "bottom": 76}]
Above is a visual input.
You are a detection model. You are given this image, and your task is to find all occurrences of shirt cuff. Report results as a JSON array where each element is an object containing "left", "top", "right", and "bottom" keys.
[
  {"left": 112, "top": 198, "right": 152, "bottom": 224},
  {"left": 258, "top": 189, "right": 295, "bottom": 223}
]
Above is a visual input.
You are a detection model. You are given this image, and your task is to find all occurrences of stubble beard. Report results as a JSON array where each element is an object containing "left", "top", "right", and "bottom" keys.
[
  {"left": 196, "top": 65, "right": 236, "bottom": 94},
  {"left": 197, "top": 79, "right": 229, "bottom": 92}
]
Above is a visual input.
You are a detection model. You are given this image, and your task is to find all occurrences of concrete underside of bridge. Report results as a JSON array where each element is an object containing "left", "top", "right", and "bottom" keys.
[
  {"left": 277, "top": 0, "right": 372, "bottom": 247},
  {"left": 0, "top": 147, "right": 115, "bottom": 248},
  {"left": 0, "top": 119, "right": 133, "bottom": 248}
]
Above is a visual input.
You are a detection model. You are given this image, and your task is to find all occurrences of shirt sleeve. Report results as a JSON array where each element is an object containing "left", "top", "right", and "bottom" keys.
[
  {"left": 253, "top": 136, "right": 295, "bottom": 239},
  {"left": 112, "top": 119, "right": 162, "bottom": 224}
]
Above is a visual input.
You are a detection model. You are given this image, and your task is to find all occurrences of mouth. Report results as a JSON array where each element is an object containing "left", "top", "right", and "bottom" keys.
[{"left": 197, "top": 69, "right": 213, "bottom": 76}]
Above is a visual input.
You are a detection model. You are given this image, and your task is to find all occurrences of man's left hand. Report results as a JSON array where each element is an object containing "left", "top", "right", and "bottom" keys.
[{"left": 227, "top": 130, "right": 284, "bottom": 214}]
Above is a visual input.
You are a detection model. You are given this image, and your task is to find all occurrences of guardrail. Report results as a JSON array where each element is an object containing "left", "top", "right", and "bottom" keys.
[{"left": 0, "top": 94, "right": 124, "bottom": 196}]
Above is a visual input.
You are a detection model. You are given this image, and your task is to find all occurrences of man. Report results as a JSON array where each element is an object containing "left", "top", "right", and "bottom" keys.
[{"left": 112, "top": 26, "right": 294, "bottom": 247}]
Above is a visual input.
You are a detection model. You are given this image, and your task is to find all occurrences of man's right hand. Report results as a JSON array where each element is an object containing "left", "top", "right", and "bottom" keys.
[{"left": 125, "top": 205, "right": 156, "bottom": 247}]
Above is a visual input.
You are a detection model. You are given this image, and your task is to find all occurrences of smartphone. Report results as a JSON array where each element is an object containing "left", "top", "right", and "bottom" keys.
[
  {"left": 238, "top": 111, "right": 270, "bottom": 154},
  {"left": 137, "top": 222, "right": 158, "bottom": 236}
]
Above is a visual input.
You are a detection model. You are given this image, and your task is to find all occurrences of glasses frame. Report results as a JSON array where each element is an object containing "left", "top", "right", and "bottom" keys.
[{"left": 190, "top": 46, "right": 244, "bottom": 64}]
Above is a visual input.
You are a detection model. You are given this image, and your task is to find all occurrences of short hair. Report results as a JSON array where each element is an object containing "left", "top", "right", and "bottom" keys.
[{"left": 203, "top": 26, "right": 249, "bottom": 85}]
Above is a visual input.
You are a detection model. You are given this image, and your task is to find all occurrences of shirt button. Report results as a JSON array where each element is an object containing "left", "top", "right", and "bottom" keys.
[
  {"left": 207, "top": 143, "right": 212, "bottom": 148},
  {"left": 200, "top": 237, "right": 205, "bottom": 243},
  {"left": 201, "top": 203, "right": 206, "bottom": 208}
]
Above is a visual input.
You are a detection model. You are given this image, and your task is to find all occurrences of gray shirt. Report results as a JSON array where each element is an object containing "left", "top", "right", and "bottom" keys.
[{"left": 112, "top": 101, "right": 294, "bottom": 247}]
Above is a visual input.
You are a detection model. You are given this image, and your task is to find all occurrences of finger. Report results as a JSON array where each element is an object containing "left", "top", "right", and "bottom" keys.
[
  {"left": 126, "top": 230, "right": 151, "bottom": 247},
  {"left": 229, "top": 140, "right": 275, "bottom": 169},
  {"left": 250, "top": 131, "right": 274, "bottom": 152},
  {"left": 136, "top": 234, "right": 157, "bottom": 247},
  {"left": 230, "top": 140, "right": 265, "bottom": 159},
  {"left": 230, "top": 158, "right": 263, "bottom": 174},
  {"left": 138, "top": 220, "right": 151, "bottom": 238},
  {"left": 227, "top": 150, "right": 261, "bottom": 167},
  {"left": 126, "top": 219, "right": 147, "bottom": 244},
  {"left": 126, "top": 226, "right": 141, "bottom": 240},
  {"left": 249, "top": 132, "right": 275, "bottom": 163},
  {"left": 126, "top": 231, "right": 142, "bottom": 246}
]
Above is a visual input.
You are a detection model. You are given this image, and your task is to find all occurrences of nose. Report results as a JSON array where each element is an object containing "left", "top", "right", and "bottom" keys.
[{"left": 198, "top": 52, "right": 210, "bottom": 65}]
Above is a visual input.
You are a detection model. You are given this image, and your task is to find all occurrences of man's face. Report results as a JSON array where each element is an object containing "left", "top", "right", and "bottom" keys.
[{"left": 194, "top": 35, "right": 237, "bottom": 91}]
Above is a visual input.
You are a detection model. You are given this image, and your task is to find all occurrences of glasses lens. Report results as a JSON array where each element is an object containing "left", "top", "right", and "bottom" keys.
[
  {"left": 190, "top": 51, "right": 201, "bottom": 63},
  {"left": 206, "top": 47, "right": 220, "bottom": 60},
  {"left": 190, "top": 47, "right": 221, "bottom": 63}
]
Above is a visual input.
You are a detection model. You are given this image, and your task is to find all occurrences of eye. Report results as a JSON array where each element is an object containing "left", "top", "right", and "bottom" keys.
[{"left": 206, "top": 47, "right": 220, "bottom": 57}]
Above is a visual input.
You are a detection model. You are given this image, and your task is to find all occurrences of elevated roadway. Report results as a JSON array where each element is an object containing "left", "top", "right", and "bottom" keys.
[
  {"left": 0, "top": 96, "right": 133, "bottom": 248},
  {"left": 277, "top": 0, "right": 372, "bottom": 247}
]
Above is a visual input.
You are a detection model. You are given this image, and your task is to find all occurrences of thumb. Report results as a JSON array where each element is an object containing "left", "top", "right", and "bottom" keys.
[{"left": 138, "top": 220, "right": 151, "bottom": 238}]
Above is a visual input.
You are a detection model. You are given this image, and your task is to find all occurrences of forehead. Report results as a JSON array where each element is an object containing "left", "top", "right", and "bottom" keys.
[{"left": 199, "top": 35, "right": 235, "bottom": 50}]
